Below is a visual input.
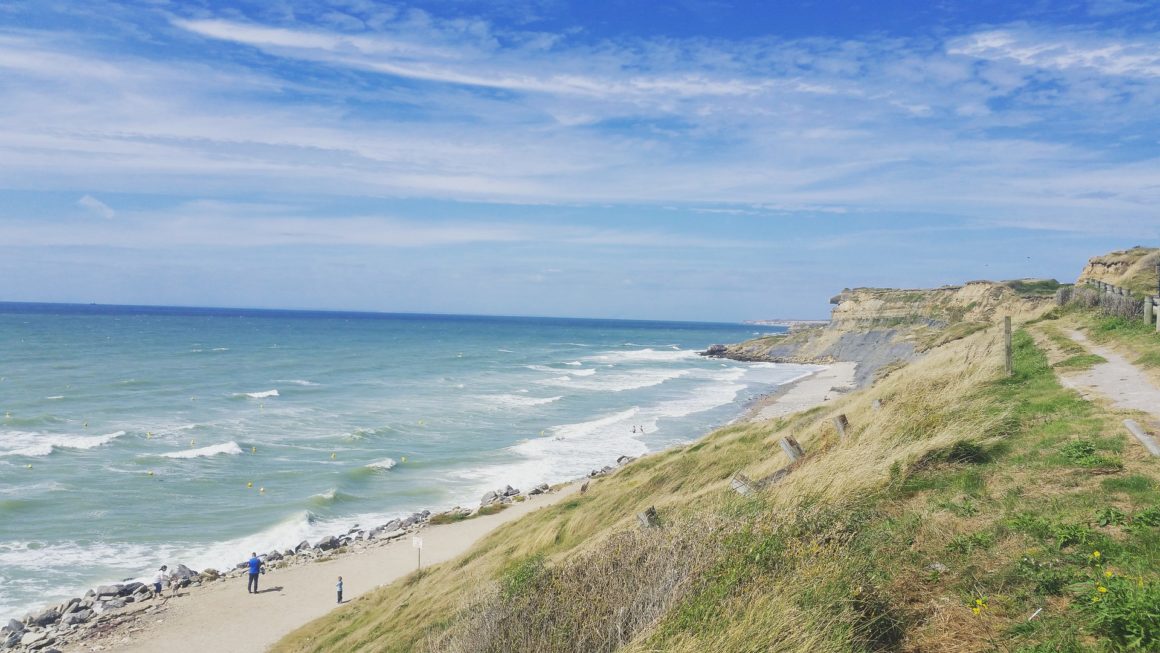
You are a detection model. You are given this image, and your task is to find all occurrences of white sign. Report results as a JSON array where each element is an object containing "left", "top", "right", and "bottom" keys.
[{"left": 412, "top": 536, "right": 423, "bottom": 549}]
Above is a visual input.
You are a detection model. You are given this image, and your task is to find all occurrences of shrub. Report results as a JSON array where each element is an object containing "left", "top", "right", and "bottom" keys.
[{"left": 1088, "top": 575, "right": 1160, "bottom": 651}]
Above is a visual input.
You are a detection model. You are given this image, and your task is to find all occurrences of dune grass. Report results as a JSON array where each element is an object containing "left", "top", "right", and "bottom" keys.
[{"left": 272, "top": 320, "right": 1160, "bottom": 653}]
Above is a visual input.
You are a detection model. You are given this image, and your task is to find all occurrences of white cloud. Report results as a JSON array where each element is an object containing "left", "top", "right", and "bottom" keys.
[{"left": 76, "top": 194, "right": 115, "bottom": 219}]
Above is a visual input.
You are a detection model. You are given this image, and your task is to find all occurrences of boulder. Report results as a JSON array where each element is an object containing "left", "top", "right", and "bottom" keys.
[
  {"left": 3, "top": 631, "right": 20, "bottom": 649},
  {"left": 502, "top": 485, "right": 520, "bottom": 496},
  {"left": 30, "top": 609, "right": 58, "bottom": 627},
  {"left": 480, "top": 490, "right": 501, "bottom": 506},
  {"left": 94, "top": 585, "right": 122, "bottom": 599},
  {"left": 528, "top": 483, "right": 550, "bottom": 495},
  {"left": 316, "top": 535, "right": 340, "bottom": 551},
  {"left": 59, "top": 609, "right": 93, "bottom": 627},
  {"left": 173, "top": 564, "right": 196, "bottom": 580},
  {"left": 201, "top": 568, "right": 221, "bottom": 581},
  {"left": 295, "top": 540, "right": 311, "bottom": 553},
  {"left": 4, "top": 619, "right": 23, "bottom": 634},
  {"left": 616, "top": 455, "right": 635, "bottom": 465},
  {"left": 378, "top": 529, "right": 405, "bottom": 540},
  {"left": 20, "top": 631, "right": 51, "bottom": 648},
  {"left": 382, "top": 519, "right": 402, "bottom": 532},
  {"left": 282, "top": 549, "right": 295, "bottom": 558},
  {"left": 102, "top": 598, "right": 126, "bottom": 610},
  {"left": 420, "top": 509, "right": 431, "bottom": 518},
  {"left": 266, "top": 551, "right": 283, "bottom": 562},
  {"left": 119, "top": 582, "right": 144, "bottom": 596}
]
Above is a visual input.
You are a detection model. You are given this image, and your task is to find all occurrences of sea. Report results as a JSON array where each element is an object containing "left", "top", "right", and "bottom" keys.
[{"left": 0, "top": 303, "right": 814, "bottom": 619}]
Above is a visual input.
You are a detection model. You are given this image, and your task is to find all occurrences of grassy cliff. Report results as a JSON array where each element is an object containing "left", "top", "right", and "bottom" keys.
[
  {"left": 1077, "top": 247, "right": 1160, "bottom": 296},
  {"left": 272, "top": 259, "right": 1160, "bottom": 653}
]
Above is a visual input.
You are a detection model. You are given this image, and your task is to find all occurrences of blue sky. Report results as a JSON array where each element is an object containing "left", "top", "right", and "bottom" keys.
[{"left": 1, "top": 1, "right": 1158, "bottom": 321}]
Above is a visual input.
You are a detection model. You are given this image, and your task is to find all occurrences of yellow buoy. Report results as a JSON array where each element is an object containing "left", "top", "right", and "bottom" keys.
[
  {"left": 190, "top": 439, "right": 196, "bottom": 447},
  {"left": 247, "top": 481, "right": 253, "bottom": 488},
  {"left": 146, "top": 432, "right": 152, "bottom": 439},
  {"left": 401, "top": 456, "right": 407, "bottom": 463},
  {"left": 148, "top": 471, "right": 154, "bottom": 476},
  {"left": 26, "top": 464, "right": 32, "bottom": 469},
  {"left": 83, "top": 421, "right": 88, "bottom": 428},
  {"left": 251, "top": 446, "right": 257, "bottom": 454},
  {"left": 331, "top": 452, "right": 336, "bottom": 460},
  {"left": 418, "top": 420, "right": 424, "bottom": 426}
]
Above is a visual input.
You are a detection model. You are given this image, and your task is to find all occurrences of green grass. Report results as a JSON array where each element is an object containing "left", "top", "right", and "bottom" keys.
[
  {"left": 272, "top": 323, "right": 1160, "bottom": 653},
  {"left": 1055, "top": 353, "right": 1107, "bottom": 371}
]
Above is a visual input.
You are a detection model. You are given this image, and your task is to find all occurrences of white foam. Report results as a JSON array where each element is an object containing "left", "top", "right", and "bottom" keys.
[
  {"left": 0, "top": 431, "right": 125, "bottom": 458},
  {"left": 366, "top": 457, "right": 397, "bottom": 470},
  {"left": 158, "top": 441, "right": 243, "bottom": 459},
  {"left": 273, "top": 379, "right": 319, "bottom": 386},
  {"left": 241, "top": 389, "right": 279, "bottom": 399},
  {"left": 587, "top": 348, "right": 700, "bottom": 363},
  {"left": 570, "top": 368, "right": 596, "bottom": 376},
  {"left": 564, "top": 361, "right": 582, "bottom": 366},
  {"left": 537, "top": 368, "right": 688, "bottom": 392},
  {"left": 484, "top": 394, "right": 563, "bottom": 408},
  {"left": 44, "top": 396, "right": 64, "bottom": 400}
]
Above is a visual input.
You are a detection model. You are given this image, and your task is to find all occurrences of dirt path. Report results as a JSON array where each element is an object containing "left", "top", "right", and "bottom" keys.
[{"left": 1060, "top": 330, "right": 1160, "bottom": 420}]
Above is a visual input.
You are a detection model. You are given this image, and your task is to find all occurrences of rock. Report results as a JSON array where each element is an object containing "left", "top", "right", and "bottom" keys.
[
  {"left": 4, "top": 620, "right": 23, "bottom": 634},
  {"left": 173, "top": 564, "right": 196, "bottom": 580},
  {"left": 295, "top": 539, "right": 311, "bottom": 553},
  {"left": 601, "top": 465, "right": 614, "bottom": 474},
  {"left": 382, "top": 519, "right": 401, "bottom": 532},
  {"left": 500, "top": 495, "right": 513, "bottom": 504},
  {"left": 379, "top": 529, "right": 405, "bottom": 540},
  {"left": 616, "top": 455, "right": 635, "bottom": 465},
  {"left": 702, "top": 344, "right": 728, "bottom": 357},
  {"left": 20, "top": 630, "right": 50, "bottom": 647},
  {"left": 59, "top": 609, "right": 93, "bottom": 627},
  {"left": 929, "top": 562, "right": 949, "bottom": 573},
  {"left": 502, "top": 485, "right": 520, "bottom": 496},
  {"left": 102, "top": 598, "right": 126, "bottom": 610},
  {"left": 316, "top": 535, "right": 340, "bottom": 551},
  {"left": 30, "top": 608, "right": 59, "bottom": 627},
  {"left": 119, "top": 582, "right": 144, "bottom": 596},
  {"left": 266, "top": 551, "right": 283, "bottom": 562},
  {"left": 201, "top": 568, "right": 220, "bottom": 581},
  {"left": 83, "top": 589, "right": 95, "bottom": 599},
  {"left": 282, "top": 549, "right": 295, "bottom": 558},
  {"left": 480, "top": 490, "right": 501, "bottom": 506},
  {"left": 3, "top": 631, "right": 19, "bottom": 650},
  {"left": 94, "top": 585, "right": 122, "bottom": 599},
  {"left": 420, "top": 509, "right": 431, "bottom": 518}
]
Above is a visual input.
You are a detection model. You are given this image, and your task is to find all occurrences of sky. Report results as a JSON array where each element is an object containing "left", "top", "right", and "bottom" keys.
[{"left": 0, "top": 0, "right": 1158, "bottom": 321}]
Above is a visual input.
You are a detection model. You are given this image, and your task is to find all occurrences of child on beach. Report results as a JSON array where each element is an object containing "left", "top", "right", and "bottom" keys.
[
  {"left": 336, "top": 576, "right": 343, "bottom": 604},
  {"left": 152, "top": 565, "right": 168, "bottom": 595}
]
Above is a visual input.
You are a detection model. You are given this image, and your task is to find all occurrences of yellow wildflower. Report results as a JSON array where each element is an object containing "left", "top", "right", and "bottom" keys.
[
  {"left": 972, "top": 606, "right": 981, "bottom": 616},
  {"left": 1091, "top": 550, "right": 1101, "bottom": 560},
  {"left": 1092, "top": 596, "right": 1101, "bottom": 603},
  {"left": 1098, "top": 586, "right": 1108, "bottom": 593},
  {"left": 1105, "top": 570, "right": 1113, "bottom": 578}
]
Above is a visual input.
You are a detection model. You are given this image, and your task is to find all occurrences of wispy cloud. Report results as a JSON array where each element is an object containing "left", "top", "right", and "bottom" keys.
[{"left": 76, "top": 194, "right": 115, "bottom": 219}]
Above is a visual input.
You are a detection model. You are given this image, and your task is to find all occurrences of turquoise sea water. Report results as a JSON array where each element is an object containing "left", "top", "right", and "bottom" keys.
[{"left": 0, "top": 303, "right": 811, "bottom": 618}]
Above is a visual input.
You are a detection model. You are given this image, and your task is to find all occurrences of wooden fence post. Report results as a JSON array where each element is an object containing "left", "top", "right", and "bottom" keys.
[
  {"left": 729, "top": 472, "right": 755, "bottom": 497},
  {"left": 779, "top": 436, "right": 805, "bottom": 462},
  {"left": 832, "top": 414, "right": 850, "bottom": 441},
  {"left": 637, "top": 506, "right": 659, "bottom": 528},
  {"left": 1004, "top": 316, "right": 1013, "bottom": 376}
]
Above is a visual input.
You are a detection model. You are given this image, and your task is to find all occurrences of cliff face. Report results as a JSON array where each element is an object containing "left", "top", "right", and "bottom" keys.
[
  {"left": 706, "top": 280, "right": 1045, "bottom": 387},
  {"left": 1077, "top": 247, "right": 1159, "bottom": 295}
]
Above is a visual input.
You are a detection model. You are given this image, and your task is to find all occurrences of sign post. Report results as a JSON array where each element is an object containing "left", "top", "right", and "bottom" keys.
[{"left": 412, "top": 536, "right": 423, "bottom": 570}]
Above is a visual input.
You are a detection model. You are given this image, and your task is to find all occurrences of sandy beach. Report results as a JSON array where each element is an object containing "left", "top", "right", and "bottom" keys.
[
  {"left": 61, "top": 484, "right": 577, "bottom": 653},
  {"left": 53, "top": 364, "right": 845, "bottom": 653},
  {"left": 746, "top": 361, "right": 858, "bottom": 422}
]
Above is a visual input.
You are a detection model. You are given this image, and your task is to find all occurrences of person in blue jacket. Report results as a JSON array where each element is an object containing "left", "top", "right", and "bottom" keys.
[{"left": 246, "top": 552, "right": 264, "bottom": 594}]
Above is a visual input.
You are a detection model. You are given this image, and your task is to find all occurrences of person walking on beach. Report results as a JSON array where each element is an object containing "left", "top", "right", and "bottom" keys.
[
  {"left": 336, "top": 576, "right": 343, "bottom": 604},
  {"left": 247, "top": 552, "right": 264, "bottom": 594},
  {"left": 152, "top": 565, "right": 168, "bottom": 596}
]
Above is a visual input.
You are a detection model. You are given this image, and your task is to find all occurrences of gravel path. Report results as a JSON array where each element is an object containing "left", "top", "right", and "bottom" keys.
[{"left": 1060, "top": 330, "right": 1160, "bottom": 420}]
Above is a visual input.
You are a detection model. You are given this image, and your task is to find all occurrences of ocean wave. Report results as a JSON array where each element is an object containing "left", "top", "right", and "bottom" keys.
[
  {"left": 588, "top": 348, "right": 701, "bottom": 363},
  {"left": 44, "top": 396, "right": 64, "bottom": 400},
  {"left": 366, "top": 457, "right": 397, "bottom": 470},
  {"left": 0, "top": 431, "right": 126, "bottom": 458},
  {"left": 570, "top": 368, "right": 596, "bottom": 376},
  {"left": 273, "top": 379, "right": 319, "bottom": 387},
  {"left": 538, "top": 368, "right": 688, "bottom": 392},
  {"left": 564, "top": 361, "right": 582, "bottom": 366},
  {"left": 158, "top": 441, "right": 243, "bottom": 459},
  {"left": 308, "top": 488, "right": 360, "bottom": 507},
  {"left": 484, "top": 394, "right": 563, "bottom": 409},
  {"left": 238, "top": 389, "right": 279, "bottom": 399}
]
